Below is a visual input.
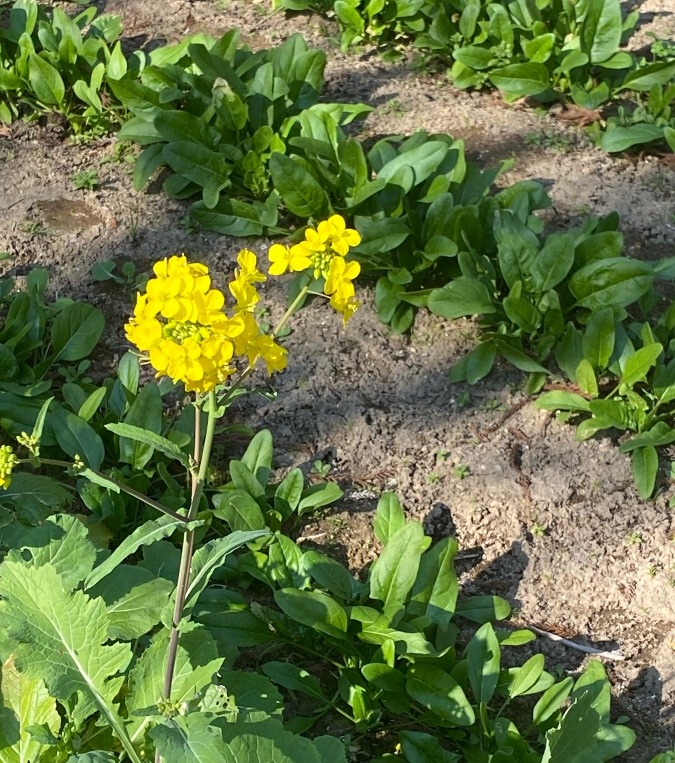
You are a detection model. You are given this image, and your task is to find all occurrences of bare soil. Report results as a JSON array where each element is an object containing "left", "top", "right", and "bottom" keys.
[{"left": 2, "top": 0, "right": 675, "bottom": 759}]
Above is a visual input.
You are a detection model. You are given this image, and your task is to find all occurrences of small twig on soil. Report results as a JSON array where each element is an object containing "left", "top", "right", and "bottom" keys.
[
  {"left": 295, "top": 532, "right": 328, "bottom": 544},
  {"left": 473, "top": 397, "right": 530, "bottom": 442},
  {"left": 527, "top": 623, "right": 626, "bottom": 661},
  {"left": 455, "top": 550, "right": 483, "bottom": 560}
]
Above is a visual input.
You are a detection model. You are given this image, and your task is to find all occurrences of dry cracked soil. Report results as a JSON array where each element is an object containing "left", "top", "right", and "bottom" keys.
[{"left": 1, "top": 0, "right": 675, "bottom": 759}]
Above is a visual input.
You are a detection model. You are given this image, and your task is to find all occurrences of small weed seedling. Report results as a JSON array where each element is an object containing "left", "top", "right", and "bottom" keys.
[
  {"left": 72, "top": 169, "right": 101, "bottom": 191},
  {"left": 311, "top": 458, "right": 332, "bottom": 478},
  {"left": 626, "top": 532, "right": 643, "bottom": 545},
  {"left": 379, "top": 98, "right": 408, "bottom": 118},
  {"left": 531, "top": 522, "right": 548, "bottom": 538},
  {"left": 524, "top": 130, "right": 574, "bottom": 153},
  {"left": 20, "top": 219, "right": 46, "bottom": 236},
  {"left": 452, "top": 464, "right": 471, "bottom": 480},
  {"left": 90, "top": 259, "right": 138, "bottom": 286},
  {"left": 427, "top": 471, "right": 441, "bottom": 485}
]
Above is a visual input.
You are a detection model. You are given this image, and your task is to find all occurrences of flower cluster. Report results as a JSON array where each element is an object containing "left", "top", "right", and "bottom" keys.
[
  {"left": 125, "top": 253, "right": 286, "bottom": 393},
  {"left": 0, "top": 445, "right": 17, "bottom": 489},
  {"left": 268, "top": 214, "right": 362, "bottom": 324}
]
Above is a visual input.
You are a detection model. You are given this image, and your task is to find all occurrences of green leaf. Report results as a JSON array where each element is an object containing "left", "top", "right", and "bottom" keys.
[
  {"left": 84, "top": 515, "right": 197, "bottom": 590},
  {"left": 51, "top": 303, "right": 104, "bottom": 362},
  {"left": 269, "top": 153, "right": 330, "bottom": 218},
  {"left": 369, "top": 522, "right": 428, "bottom": 622},
  {"left": 191, "top": 198, "right": 267, "bottom": 237},
  {"left": 631, "top": 445, "right": 658, "bottom": 499},
  {"left": 28, "top": 54, "right": 65, "bottom": 105},
  {"left": 229, "top": 461, "right": 266, "bottom": 500},
  {"left": 467, "top": 622, "right": 500, "bottom": 705},
  {"left": 427, "top": 278, "right": 496, "bottom": 319},
  {"left": 619, "top": 423, "right": 675, "bottom": 452},
  {"left": 533, "top": 677, "right": 573, "bottom": 725},
  {"left": 406, "top": 664, "right": 475, "bottom": 726},
  {"left": 530, "top": 233, "right": 575, "bottom": 291},
  {"left": 353, "top": 608, "right": 435, "bottom": 655},
  {"left": 183, "top": 532, "right": 268, "bottom": 614},
  {"left": 0, "top": 473, "right": 72, "bottom": 518},
  {"left": 5, "top": 514, "right": 96, "bottom": 591},
  {"left": 78, "top": 387, "right": 106, "bottom": 423},
  {"left": 220, "top": 718, "right": 325, "bottom": 763},
  {"left": 456, "top": 595, "right": 510, "bottom": 623},
  {"left": 492, "top": 340, "right": 549, "bottom": 374},
  {"left": 274, "top": 588, "right": 348, "bottom": 639},
  {"left": 262, "top": 661, "right": 328, "bottom": 703},
  {"left": 0, "top": 562, "right": 133, "bottom": 732},
  {"left": 450, "top": 342, "right": 497, "bottom": 384},
  {"left": 378, "top": 141, "right": 449, "bottom": 188},
  {"left": 0, "top": 655, "right": 61, "bottom": 763},
  {"left": 620, "top": 61, "right": 675, "bottom": 92},
  {"left": 582, "top": 308, "right": 615, "bottom": 370},
  {"left": 241, "top": 429, "right": 273, "bottom": 486},
  {"left": 373, "top": 492, "right": 406, "bottom": 545},
  {"left": 0, "top": 344, "right": 18, "bottom": 382},
  {"left": 600, "top": 124, "right": 665, "bottom": 152},
  {"left": 569, "top": 259, "right": 653, "bottom": 310},
  {"left": 621, "top": 343, "right": 662, "bottom": 387},
  {"left": 106, "top": 423, "right": 189, "bottom": 467},
  {"left": 453, "top": 46, "right": 494, "bottom": 70},
  {"left": 579, "top": 0, "right": 622, "bottom": 63},
  {"left": 407, "top": 537, "right": 459, "bottom": 626},
  {"left": 297, "top": 482, "right": 343, "bottom": 515},
  {"left": 575, "top": 359, "right": 598, "bottom": 397},
  {"left": 503, "top": 296, "right": 541, "bottom": 333},
  {"left": 216, "top": 669, "right": 284, "bottom": 722},
  {"left": 128, "top": 627, "right": 223, "bottom": 716},
  {"left": 103, "top": 574, "right": 174, "bottom": 641},
  {"left": 399, "top": 731, "right": 461, "bottom": 763},
  {"left": 303, "top": 550, "right": 358, "bottom": 600},
  {"left": 51, "top": 406, "right": 104, "bottom": 470},
  {"left": 119, "top": 383, "right": 163, "bottom": 469},
  {"left": 212, "top": 489, "right": 266, "bottom": 532},
  {"left": 274, "top": 468, "right": 304, "bottom": 518},
  {"left": 522, "top": 33, "right": 555, "bottom": 63},
  {"left": 535, "top": 391, "right": 591, "bottom": 413},
  {"left": 149, "top": 714, "right": 229, "bottom": 763},
  {"left": 163, "top": 142, "right": 231, "bottom": 208},
  {"left": 508, "top": 654, "right": 545, "bottom": 699},
  {"left": 488, "top": 63, "right": 550, "bottom": 97}
]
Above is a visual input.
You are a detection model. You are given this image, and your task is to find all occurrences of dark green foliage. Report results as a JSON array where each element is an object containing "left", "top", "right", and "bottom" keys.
[{"left": 0, "top": 0, "right": 140, "bottom": 133}]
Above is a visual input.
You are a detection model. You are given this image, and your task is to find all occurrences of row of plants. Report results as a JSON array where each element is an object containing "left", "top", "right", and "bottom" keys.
[
  {"left": 272, "top": 0, "right": 675, "bottom": 153},
  {"left": 2, "top": 3, "right": 675, "bottom": 496},
  {"left": 2, "top": 3, "right": 675, "bottom": 495},
  {"left": 0, "top": 230, "right": 656, "bottom": 761}
]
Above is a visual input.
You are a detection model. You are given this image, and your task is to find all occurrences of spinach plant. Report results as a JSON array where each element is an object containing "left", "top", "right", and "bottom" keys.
[
  {"left": 112, "top": 30, "right": 371, "bottom": 236},
  {"left": 0, "top": 0, "right": 141, "bottom": 134},
  {"left": 352, "top": 135, "right": 550, "bottom": 332},
  {"left": 429, "top": 212, "right": 657, "bottom": 388},
  {"left": 537, "top": 311, "right": 675, "bottom": 497},
  {"left": 272, "top": 0, "right": 675, "bottom": 152},
  {"left": 197, "top": 492, "right": 636, "bottom": 760}
]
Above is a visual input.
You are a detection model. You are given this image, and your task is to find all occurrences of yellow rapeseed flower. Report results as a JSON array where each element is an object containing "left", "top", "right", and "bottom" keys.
[
  {"left": 317, "top": 214, "right": 361, "bottom": 256},
  {"left": 229, "top": 249, "right": 266, "bottom": 312},
  {"left": 267, "top": 215, "right": 362, "bottom": 325},
  {"left": 126, "top": 252, "right": 289, "bottom": 392},
  {"left": 268, "top": 244, "right": 312, "bottom": 276},
  {"left": 0, "top": 445, "right": 17, "bottom": 489}
]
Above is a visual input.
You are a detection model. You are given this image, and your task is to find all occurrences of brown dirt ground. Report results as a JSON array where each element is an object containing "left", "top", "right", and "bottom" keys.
[{"left": 2, "top": 0, "right": 675, "bottom": 759}]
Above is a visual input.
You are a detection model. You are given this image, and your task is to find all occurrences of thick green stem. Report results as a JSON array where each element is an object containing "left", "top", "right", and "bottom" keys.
[
  {"left": 162, "top": 392, "right": 217, "bottom": 693},
  {"left": 155, "top": 391, "right": 218, "bottom": 763}
]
